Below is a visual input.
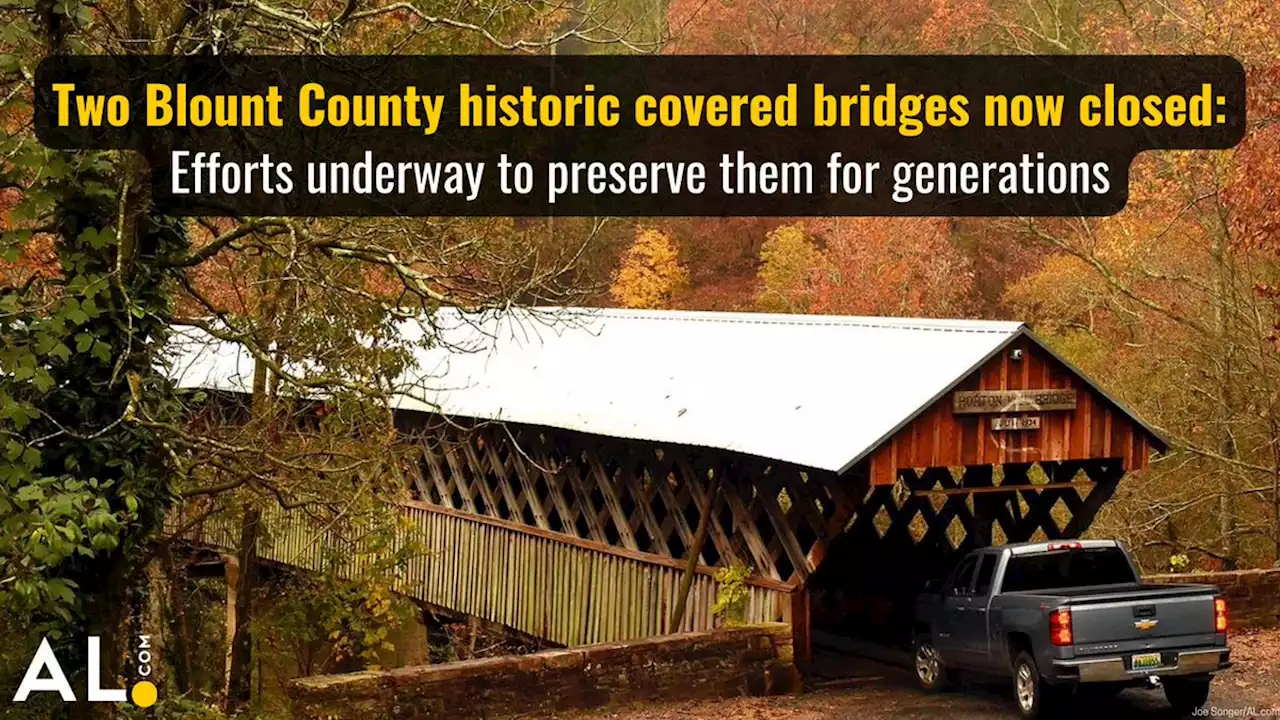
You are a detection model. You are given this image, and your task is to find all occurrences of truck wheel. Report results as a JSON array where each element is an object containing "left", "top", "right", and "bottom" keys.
[
  {"left": 1163, "top": 677, "right": 1211, "bottom": 716},
  {"left": 1012, "top": 650, "right": 1059, "bottom": 719},
  {"left": 913, "top": 635, "right": 949, "bottom": 692}
]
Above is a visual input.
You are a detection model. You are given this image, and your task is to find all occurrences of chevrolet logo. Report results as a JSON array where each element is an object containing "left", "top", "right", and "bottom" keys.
[{"left": 1134, "top": 619, "right": 1159, "bottom": 631}]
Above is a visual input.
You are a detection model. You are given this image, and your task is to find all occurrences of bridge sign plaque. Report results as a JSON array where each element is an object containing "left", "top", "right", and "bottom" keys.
[
  {"left": 953, "top": 389, "right": 1077, "bottom": 414},
  {"left": 990, "top": 416, "right": 1042, "bottom": 431}
]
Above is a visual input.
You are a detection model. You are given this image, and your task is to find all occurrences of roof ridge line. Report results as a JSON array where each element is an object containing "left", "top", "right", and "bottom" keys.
[{"left": 583, "top": 308, "right": 1022, "bottom": 334}]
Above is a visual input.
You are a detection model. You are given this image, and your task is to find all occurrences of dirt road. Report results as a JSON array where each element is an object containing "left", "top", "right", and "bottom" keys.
[{"left": 569, "top": 629, "right": 1280, "bottom": 720}]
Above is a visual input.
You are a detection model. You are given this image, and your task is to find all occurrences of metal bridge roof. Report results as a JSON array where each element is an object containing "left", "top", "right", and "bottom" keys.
[{"left": 167, "top": 307, "right": 1161, "bottom": 474}]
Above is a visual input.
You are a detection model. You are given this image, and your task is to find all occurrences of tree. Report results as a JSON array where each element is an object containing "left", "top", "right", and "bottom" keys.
[
  {"left": 748, "top": 218, "right": 976, "bottom": 318},
  {"left": 657, "top": 0, "right": 992, "bottom": 314},
  {"left": 986, "top": 0, "right": 1280, "bottom": 570},
  {"left": 1, "top": 166, "right": 186, "bottom": 689},
  {"left": 665, "top": 0, "right": 981, "bottom": 55},
  {"left": 610, "top": 227, "right": 689, "bottom": 309},
  {"left": 1001, "top": 155, "right": 1280, "bottom": 568},
  {"left": 755, "top": 223, "right": 822, "bottom": 312},
  {"left": 1, "top": 0, "right": 642, "bottom": 714},
  {"left": 651, "top": 217, "right": 785, "bottom": 311},
  {"left": 808, "top": 218, "right": 974, "bottom": 317},
  {"left": 1226, "top": 61, "right": 1280, "bottom": 262}
]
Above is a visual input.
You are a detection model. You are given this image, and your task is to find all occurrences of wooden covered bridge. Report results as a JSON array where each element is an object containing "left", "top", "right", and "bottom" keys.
[{"left": 170, "top": 307, "right": 1166, "bottom": 664}]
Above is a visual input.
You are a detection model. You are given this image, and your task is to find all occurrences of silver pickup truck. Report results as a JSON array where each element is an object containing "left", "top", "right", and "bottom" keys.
[{"left": 913, "top": 540, "right": 1230, "bottom": 719}]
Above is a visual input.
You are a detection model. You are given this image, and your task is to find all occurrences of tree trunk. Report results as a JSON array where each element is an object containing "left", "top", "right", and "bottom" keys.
[
  {"left": 159, "top": 544, "right": 193, "bottom": 695},
  {"left": 466, "top": 616, "right": 479, "bottom": 659},
  {"left": 1210, "top": 230, "right": 1241, "bottom": 569},
  {"left": 140, "top": 560, "right": 168, "bottom": 690},
  {"left": 1272, "top": 416, "right": 1280, "bottom": 563},
  {"left": 224, "top": 507, "right": 261, "bottom": 713},
  {"left": 75, "top": 554, "right": 132, "bottom": 720},
  {"left": 224, "top": 304, "right": 275, "bottom": 708}
]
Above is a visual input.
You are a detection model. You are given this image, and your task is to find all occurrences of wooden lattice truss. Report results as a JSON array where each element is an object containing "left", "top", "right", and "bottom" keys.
[
  {"left": 404, "top": 417, "right": 1126, "bottom": 585},
  {"left": 849, "top": 460, "right": 1125, "bottom": 557}
]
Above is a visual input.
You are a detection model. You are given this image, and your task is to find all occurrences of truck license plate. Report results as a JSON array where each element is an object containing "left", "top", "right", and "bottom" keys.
[{"left": 1132, "top": 652, "right": 1162, "bottom": 670}]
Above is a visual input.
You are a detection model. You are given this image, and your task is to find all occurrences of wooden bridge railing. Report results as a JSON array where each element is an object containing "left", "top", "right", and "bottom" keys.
[{"left": 175, "top": 499, "right": 791, "bottom": 647}]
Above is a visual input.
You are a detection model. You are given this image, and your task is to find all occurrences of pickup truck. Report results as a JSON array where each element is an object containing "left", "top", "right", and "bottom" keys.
[{"left": 913, "top": 540, "right": 1230, "bottom": 719}]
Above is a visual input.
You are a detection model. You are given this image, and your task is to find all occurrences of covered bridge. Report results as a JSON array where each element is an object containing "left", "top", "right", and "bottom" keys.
[{"left": 171, "top": 307, "right": 1167, "bottom": 665}]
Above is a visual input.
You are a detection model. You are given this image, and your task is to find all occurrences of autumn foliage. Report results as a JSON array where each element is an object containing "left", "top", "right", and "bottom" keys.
[
  {"left": 756, "top": 223, "right": 821, "bottom": 312},
  {"left": 751, "top": 219, "right": 972, "bottom": 317},
  {"left": 610, "top": 227, "right": 690, "bottom": 309},
  {"left": 808, "top": 218, "right": 973, "bottom": 317},
  {"left": 596, "top": 0, "right": 1280, "bottom": 570},
  {"left": 666, "top": 0, "right": 985, "bottom": 54}
]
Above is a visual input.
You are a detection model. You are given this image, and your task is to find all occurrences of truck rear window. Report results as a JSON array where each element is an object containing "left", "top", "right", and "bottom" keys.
[{"left": 1001, "top": 547, "right": 1137, "bottom": 592}]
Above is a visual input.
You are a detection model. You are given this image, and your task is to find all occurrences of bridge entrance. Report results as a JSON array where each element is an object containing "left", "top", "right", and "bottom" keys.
[{"left": 805, "top": 459, "right": 1125, "bottom": 660}]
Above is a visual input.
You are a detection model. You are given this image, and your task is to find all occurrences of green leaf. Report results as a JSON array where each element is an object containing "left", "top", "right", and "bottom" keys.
[
  {"left": 46, "top": 579, "right": 76, "bottom": 605},
  {"left": 48, "top": 343, "right": 71, "bottom": 362},
  {"left": 6, "top": 399, "right": 30, "bottom": 427},
  {"left": 16, "top": 484, "right": 43, "bottom": 502},
  {"left": 8, "top": 403, "right": 31, "bottom": 430},
  {"left": 32, "top": 369, "right": 54, "bottom": 393},
  {"left": 78, "top": 227, "right": 114, "bottom": 249},
  {"left": 35, "top": 333, "right": 58, "bottom": 356}
]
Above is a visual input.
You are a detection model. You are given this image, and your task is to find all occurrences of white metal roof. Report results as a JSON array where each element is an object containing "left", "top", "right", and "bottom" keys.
[{"left": 168, "top": 307, "right": 1041, "bottom": 473}]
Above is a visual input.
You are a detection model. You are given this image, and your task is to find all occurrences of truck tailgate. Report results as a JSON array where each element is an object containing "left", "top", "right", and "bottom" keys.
[{"left": 1067, "top": 584, "right": 1218, "bottom": 655}]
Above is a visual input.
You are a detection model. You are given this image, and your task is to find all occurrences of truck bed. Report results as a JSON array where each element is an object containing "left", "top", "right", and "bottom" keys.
[{"left": 1007, "top": 582, "right": 1220, "bottom": 654}]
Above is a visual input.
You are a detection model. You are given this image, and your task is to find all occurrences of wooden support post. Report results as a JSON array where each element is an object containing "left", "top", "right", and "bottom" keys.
[
  {"left": 790, "top": 587, "right": 812, "bottom": 672},
  {"left": 669, "top": 472, "right": 722, "bottom": 631}
]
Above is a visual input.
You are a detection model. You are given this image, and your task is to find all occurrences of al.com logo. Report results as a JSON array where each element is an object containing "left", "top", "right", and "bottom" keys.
[{"left": 12, "top": 635, "right": 158, "bottom": 708}]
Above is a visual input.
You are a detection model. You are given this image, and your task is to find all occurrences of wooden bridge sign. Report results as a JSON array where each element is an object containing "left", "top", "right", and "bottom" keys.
[{"left": 953, "top": 389, "right": 1077, "bottom": 414}]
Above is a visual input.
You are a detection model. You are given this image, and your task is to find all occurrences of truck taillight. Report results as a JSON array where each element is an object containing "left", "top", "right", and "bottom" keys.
[
  {"left": 1047, "top": 542, "right": 1082, "bottom": 551},
  {"left": 1050, "top": 608, "right": 1073, "bottom": 646},
  {"left": 1215, "top": 598, "right": 1228, "bottom": 633}
]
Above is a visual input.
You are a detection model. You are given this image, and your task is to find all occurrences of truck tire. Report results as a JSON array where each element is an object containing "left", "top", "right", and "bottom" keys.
[
  {"left": 913, "top": 634, "right": 949, "bottom": 692},
  {"left": 1163, "top": 677, "right": 1211, "bottom": 716},
  {"left": 1012, "top": 650, "right": 1061, "bottom": 719}
]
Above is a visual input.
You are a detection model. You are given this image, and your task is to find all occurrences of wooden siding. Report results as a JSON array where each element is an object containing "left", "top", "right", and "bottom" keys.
[
  {"left": 177, "top": 501, "right": 790, "bottom": 647},
  {"left": 865, "top": 336, "right": 1157, "bottom": 486}
]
